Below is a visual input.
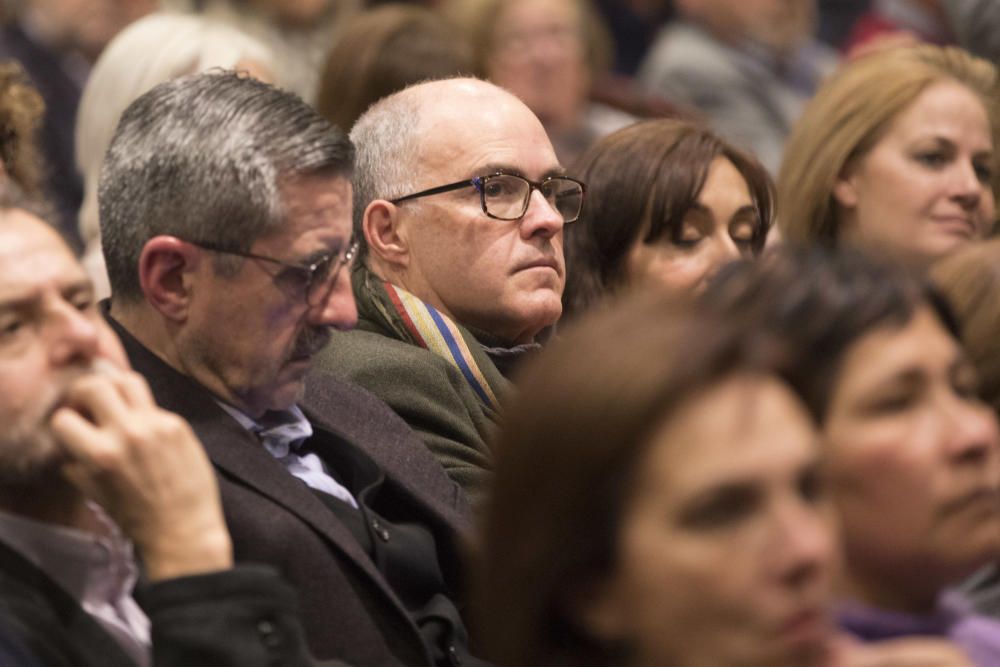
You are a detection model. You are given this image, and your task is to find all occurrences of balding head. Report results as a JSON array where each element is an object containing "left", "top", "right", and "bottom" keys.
[
  {"left": 350, "top": 76, "right": 574, "bottom": 344},
  {"left": 350, "top": 77, "right": 540, "bottom": 254}
]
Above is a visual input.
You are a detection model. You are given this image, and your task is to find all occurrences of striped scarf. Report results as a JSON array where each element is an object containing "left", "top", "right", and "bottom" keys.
[{"left": 382, "top": 281, "right": 500, "bottom": 411}]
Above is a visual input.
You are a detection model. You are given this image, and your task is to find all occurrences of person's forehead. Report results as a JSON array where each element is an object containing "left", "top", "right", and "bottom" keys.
[
  {"left": 257, "top": 175, "right": 353, "bottom": 254},
  {"left": 416, "top": 88, "right": 560, "bottom": 178},
  {"left": 280, "top": 174, "right": 352, "bottom": 219},
  {"left": 0, "top": 210, "right": 86, "bottom": 298}
]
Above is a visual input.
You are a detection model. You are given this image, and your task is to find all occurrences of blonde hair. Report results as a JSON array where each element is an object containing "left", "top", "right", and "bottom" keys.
[
  {"left": 778, "top": 45, "right": 999, "bottom": 245},
  {"left": 931, "top": 239, "right": 1000, "bottom": 414}
]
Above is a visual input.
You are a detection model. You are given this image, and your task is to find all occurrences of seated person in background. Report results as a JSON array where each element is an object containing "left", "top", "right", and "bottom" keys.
[
  {"left": 478, "top": 286, "right": 973, "bottom": 666},
  {"left": 843, "top": 0, "right": 953, "bottom": 56},
  {"left": 704, "top": 248, "right": 1000, "bottom": 665},
  {"left": 944, "top": 0, "right": 1000, "bottom": 63},
  {"left": 562, "top": 117, "right": 772, "bottom": 322},
  {"left": 778, "top": 44, "right": 998, "bottom": 272},
  {"left": 443, "top": 0, "right": 633, "bottom": 167},
  {"left": 75, "top": 11, "right": 274, "bottom": 300},
  {"left": 0, "top": 0, "right": 155, "bottom": 244},
  {"left": 0, "top": 187, "right": 322, "bottom": 666},
  {"left": 316, "top": 77, "right": 584, "bottom": 503},
  {"left": 316, "top": 4, "right": 474, "bottom": 134},
  {"left": 0, "top": 61, "right": 45, "bottom": 198},
  {"left": 100, "top": 71, "right": 481, "bottom": 666},
  {"left": 637, "top": 0, "right": 837, "bottom": 173},
  {"left": 161, "top": 0, "right": 358, "bottom": 103}
]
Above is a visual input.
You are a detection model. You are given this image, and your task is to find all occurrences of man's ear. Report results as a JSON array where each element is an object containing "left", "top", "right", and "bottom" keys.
[
  {"left": 363, "top": 200, "right": 408, "bottom": 269},
  {"left": 138, "top": 236, "right": 201, "bottom": 322}
]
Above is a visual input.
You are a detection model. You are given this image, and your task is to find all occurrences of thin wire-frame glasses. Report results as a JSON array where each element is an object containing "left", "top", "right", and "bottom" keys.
[
  {"left": 390, "top": 171, "right": 586, "bottom": 222},
  {"left": 189, "top": 239, "right": 358, "bottom": 306}
]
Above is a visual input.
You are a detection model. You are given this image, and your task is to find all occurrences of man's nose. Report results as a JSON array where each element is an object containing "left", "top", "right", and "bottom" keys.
[
  {"left": 520, "top": 188, "right": 565, "bottom": 239},
  {"left": 47, "top": 301, "right": 101, "bottom": 367},
  {"left": 308, "top": 272, "right": 358, "bottom": 331}
]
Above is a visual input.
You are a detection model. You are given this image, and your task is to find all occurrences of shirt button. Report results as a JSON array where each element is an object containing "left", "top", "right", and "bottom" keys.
[
  {"left": 371, "top": 518, "right": 390, "bottom": 542},
  {"left": 257, "top": 619, "right": 282, "bottom": 649}
]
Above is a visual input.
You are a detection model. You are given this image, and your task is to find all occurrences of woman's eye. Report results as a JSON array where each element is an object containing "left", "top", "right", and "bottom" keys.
[
  {"left": 0, "top": 318, "right": 23, "bottom": 339},
  {"left": 681, "top": 487, "right": 758, "bottom": 530},
  {"left": 71, "top": 296, "right": 95, "bottom": 312},
  {"left": 798, "top": 467, "right": 825, "bottom": 505},
  {"left": 867, "top": 391, "right": 916, "bottom": 415},
  {"left": 953, "top": 370, "right": 981, "bottom": 400},
  {"left": 974, "top": 162, "right": 994, "bottom": 185},
  {"left": 673, "top": 223, "right": 703, "bottom": 248},
  {"left": 730, "top": 222, "right": 758, "bottom": 245},
  {"left": 915, "top": 152, "right": 948, "bottom": 168}
]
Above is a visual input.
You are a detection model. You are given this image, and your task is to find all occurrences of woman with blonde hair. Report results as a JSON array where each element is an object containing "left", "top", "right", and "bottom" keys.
[
  {"left": 778, "top": 44, "right": 998, "bottom": 270},
  {"left": 75, "top": 12, "right": 273, "bottom": 299}
]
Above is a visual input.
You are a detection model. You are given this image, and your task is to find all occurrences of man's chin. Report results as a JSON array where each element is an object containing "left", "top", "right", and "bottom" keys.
[
  {"left": 266, "top": 378, "right": 308, "bottom": 413},
  {"left": 0, "top": 433, "right": 65, "bottom": 487}
]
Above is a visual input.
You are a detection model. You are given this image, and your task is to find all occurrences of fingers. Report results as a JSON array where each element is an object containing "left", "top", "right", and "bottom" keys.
[
  {"left": 101, "top": 361, "right": 155, "bottom": 409},
  {"left": 57, "top": 364, "right": 156, "bottom": 430},
  {"left": 51, "top": 373, "right": 232, "bottom": 578}
]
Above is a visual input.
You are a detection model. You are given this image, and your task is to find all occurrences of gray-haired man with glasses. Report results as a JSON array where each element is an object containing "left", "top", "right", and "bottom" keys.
[
  {"left": 315, "top": 77, "right": 585, "bottom": 504},
  {"left": 98, "top": 71, "right": 486, "bottom": 666}
]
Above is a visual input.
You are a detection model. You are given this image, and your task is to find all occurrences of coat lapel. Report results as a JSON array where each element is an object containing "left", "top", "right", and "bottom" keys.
[{"left": 106, "top": 314, "right": 410, "bottom": 610}]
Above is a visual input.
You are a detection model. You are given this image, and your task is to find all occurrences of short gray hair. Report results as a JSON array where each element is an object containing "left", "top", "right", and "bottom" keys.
[
  {"left": 99, "top": 70, "right": 354, "bottom": 302},
  {"left": 348, "top": 86, "right": 422, "bottom": 262}
]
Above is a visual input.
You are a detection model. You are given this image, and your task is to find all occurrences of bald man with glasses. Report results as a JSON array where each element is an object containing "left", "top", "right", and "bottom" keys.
[{"left": 315, "top": 77, "right": 585, "bottom": 504}]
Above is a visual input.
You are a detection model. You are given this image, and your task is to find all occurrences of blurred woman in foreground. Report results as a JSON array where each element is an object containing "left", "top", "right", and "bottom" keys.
[
  {"left": 705, "top": 248, "right": 1000, "bottom": 665},
  {"left": 479, "top": 291, "right": 836, "bottom": 666}
]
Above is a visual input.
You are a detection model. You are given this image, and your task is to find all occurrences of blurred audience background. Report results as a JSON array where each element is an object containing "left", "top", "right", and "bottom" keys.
[
  {"left": 0, "top": 0, "right": 155, "bottom": 245},
  {"left": 2, "top": 2, "right": 1000, "bottom": 665},
  {"left": 637, "top": 0, "right": 838, "bottom": 173}
]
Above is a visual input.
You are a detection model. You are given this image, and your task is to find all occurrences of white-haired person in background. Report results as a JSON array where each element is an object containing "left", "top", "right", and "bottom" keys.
[{"left": 75, "top": 11, "right": 273, "bottom": 299}]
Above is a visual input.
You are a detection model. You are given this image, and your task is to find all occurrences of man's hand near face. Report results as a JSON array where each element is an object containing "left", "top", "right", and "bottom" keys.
[{"left": 49, "top": 360, "right": 233, "bottom": 582}]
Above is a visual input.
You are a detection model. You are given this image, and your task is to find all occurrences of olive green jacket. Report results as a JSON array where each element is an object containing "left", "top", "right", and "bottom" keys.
[{"left": 315, "top": 265, "right": 511, "bottom": 506}]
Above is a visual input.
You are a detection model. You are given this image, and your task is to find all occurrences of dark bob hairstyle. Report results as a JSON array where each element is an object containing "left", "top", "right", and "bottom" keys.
[{"left": 562, "top": 118, "right": 774, "bottom": 320}]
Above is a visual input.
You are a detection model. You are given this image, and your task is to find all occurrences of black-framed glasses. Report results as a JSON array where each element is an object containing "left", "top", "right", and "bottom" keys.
[
  {"left": 189, "top": 239, "right": 358, "bottom": 307},
  {"left": 390, "top": 171, "right": 586, "bottom": 223}
]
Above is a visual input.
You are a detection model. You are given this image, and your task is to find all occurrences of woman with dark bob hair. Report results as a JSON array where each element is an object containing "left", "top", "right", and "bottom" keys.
[
  {"left": 478, "top": 289, "right": 839, "bottom": 666},
  {"left": 562, "top": 118, "right": 774, "bottom": 321},
  {"left": 703, "top": 248, "right": 1000, "bottom": 664}
]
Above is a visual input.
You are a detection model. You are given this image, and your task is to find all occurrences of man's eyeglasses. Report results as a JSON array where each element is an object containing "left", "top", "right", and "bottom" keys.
[
  {"left": 189, "top": 239, "right": 358, "bottom": 307},
  {"left": 390, "top": 171, "right": 586, "bottom": 223}
]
